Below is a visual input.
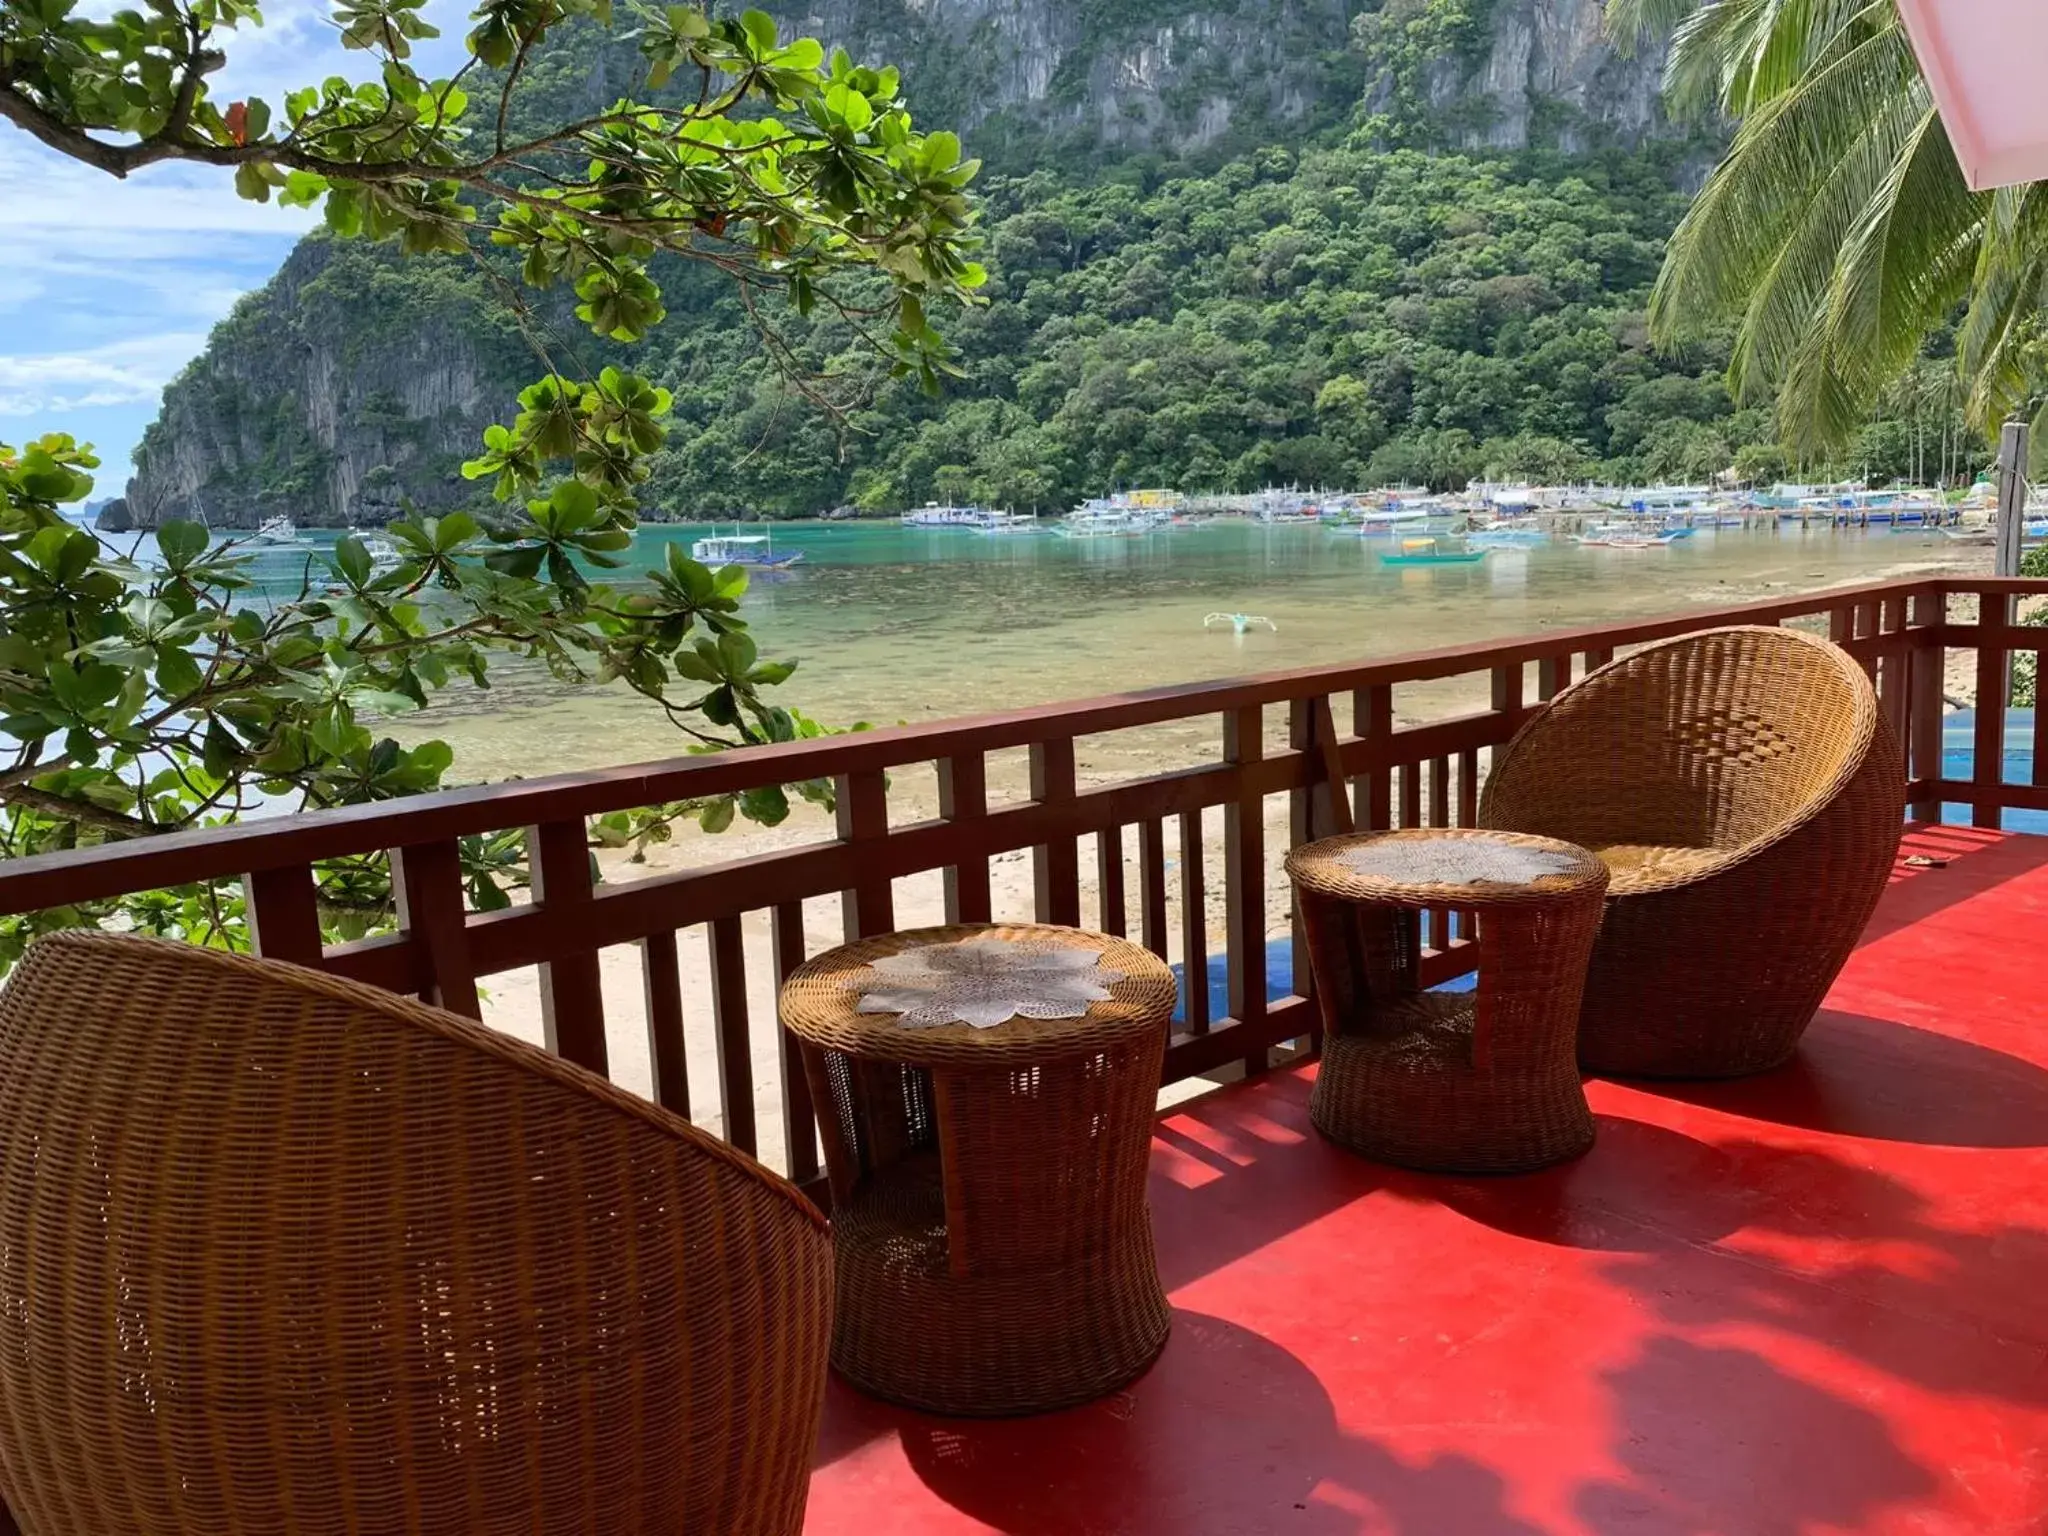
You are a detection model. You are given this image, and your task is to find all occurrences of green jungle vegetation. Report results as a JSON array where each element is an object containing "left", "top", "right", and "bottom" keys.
[{"left": 135, "top": 3, "right": 1998, "bottom": 523}]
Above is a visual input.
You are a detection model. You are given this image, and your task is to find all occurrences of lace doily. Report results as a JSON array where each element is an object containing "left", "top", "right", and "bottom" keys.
[
  {"left": 849, "top": 935, "right": 1126, "bottom": 1029},
  {"left": 1338, "top": 837, "right": 1583, "bottom": 888}
]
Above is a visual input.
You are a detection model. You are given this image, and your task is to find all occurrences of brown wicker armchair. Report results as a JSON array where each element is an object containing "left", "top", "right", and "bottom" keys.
[
  {"left": 0, "top": 932, "right": 833, "bottom": 1536},
  {"left": 1480, "top": 626, "right": 1903, "bottom": 1078}
]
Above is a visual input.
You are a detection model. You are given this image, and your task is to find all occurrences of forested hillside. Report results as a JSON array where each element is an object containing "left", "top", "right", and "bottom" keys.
[
  {"left": 104, "top": 0, "right": 1979, "bottom": 529},
  {"left": 649, "top": 140, "right": 1760, "bottom": 513}
]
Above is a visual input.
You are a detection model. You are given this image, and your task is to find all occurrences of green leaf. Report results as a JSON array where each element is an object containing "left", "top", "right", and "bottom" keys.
[
  {"left": 333, "top": 533, "right": 373, "bottom": 587},
  {"left": 233, "top": 160, "right": 272, "bottom": 203},
  {"left": 697, "top": 795, "right": 736, "bottom": 833},
  {"left": 279, "top": 170, "right": 328, "bottom": 208},
  {"left": 739, "top": 785, "right": 789, "bottom": 825},
  {"left": 202, "top": 716, "right": 242, "bottom": 778},
  {"left": 549, "top": 478, "right": 599, "bottom": 525},
  {"left": 154, "top": 646, "right": 204, "bottom": 699},
  {"left": 773, "top": 37, "right": 823, "bottom": 71}
]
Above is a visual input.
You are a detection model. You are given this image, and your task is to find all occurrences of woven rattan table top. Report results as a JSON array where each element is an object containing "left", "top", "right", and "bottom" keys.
[
  {"left": 779, "top": 923, "right": 1176, "bottom": 1068},
  {"left": 1286, "top": 828, "right": 1609, "bottom": 908}
]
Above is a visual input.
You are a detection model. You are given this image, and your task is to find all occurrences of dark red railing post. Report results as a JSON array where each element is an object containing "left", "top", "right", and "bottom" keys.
[
  {"left": 1287, "top": 700, "right": 1319, "bottom": 1050},
  {"left": 707, "top": 913, "right": 756, "bottom": 1156},
  {"left": 1907, "top": 588, "right": 1946, "bottom": 823},
  {"left": 1222, "top": 705, "right": 1268, "bottom": 1073},
  {"left": 527, "top": 817, "right": 607, "bottom": 1076},
  {"left": 641, "top": 928, "right": 690, "bottom": 1118},
  {"left": 1027, "top": 738, "right": 1080, "bottom": 927},
  {"left": 1974, "top": 589, "right": 2013, "bottom": 829},
  {"left": 243, "top": 863, "right": 324, "bottom": 968},
  {"left": 835, "top": 768, "right": 895, "bottom": 940},
  {"left": 1354, "top": 683, "right": 1393, "bottom": 831},
  {"left": 390, "top": 840, "right": 480, "bottom": 1019},
  {"left": 770, "top": 902, "right": 820, "bottom": 1185},
  {"left": 937, "top": 752, "right": 991, "bottom": 924},
  {"left": 1139, "top": 818, "right": 1169, "bottom": 962},
  {"left": 1178, "top": 808, "right": 1209, "bottom": 1037}
]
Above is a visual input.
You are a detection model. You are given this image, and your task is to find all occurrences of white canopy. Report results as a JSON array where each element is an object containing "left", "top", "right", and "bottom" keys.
[{"left": 1897, "top": 0, "right": 2048, "bottom": 191}]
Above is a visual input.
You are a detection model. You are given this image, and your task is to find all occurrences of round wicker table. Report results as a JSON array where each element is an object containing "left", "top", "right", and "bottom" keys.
[
  {"left": 1285, "top": 828, "right": 1610, "bottom": 1174},
  {"left": 779, "top": 922, "right": 1176, "bottom": 1417}
]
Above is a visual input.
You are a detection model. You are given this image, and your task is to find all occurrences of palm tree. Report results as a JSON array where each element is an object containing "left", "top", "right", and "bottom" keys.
[{"left": 1611, "top": 0, "right": 2047, "bottom": 453}]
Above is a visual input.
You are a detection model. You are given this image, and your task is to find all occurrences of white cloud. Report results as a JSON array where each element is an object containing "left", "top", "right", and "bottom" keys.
[
  {"left": 0, "top": 1, "right": 476, "bottom": 460},
  {"left": 0, "top": 333, "right": 214, "bottom": 417}
]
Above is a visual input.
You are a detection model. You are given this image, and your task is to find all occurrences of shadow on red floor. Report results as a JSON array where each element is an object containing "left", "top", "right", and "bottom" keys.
[{"left": 805, "top": 827, "right": 2048, "bottom": 1534}]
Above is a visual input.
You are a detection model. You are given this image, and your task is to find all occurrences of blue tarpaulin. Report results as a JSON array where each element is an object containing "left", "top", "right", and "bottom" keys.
[
  {"left": 1169, "top": 917, "right": 1473, "bottom": 1026},
  {"left": 1940, "top": 708, "right": 2048, "bottom": 833}
]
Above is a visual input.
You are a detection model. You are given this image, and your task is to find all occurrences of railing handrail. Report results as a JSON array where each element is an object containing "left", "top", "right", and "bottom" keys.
[{"left": 0, "top": 573, "right": 2029, "bottom": 915}]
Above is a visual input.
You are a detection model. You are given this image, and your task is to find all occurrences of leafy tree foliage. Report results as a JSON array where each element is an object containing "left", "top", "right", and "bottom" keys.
[
  {"left": 652, "top": 140, "right": 1801, "bottom": 506},
  {"left": 0, "top": 0, "right": 980, "bottom": 965}
]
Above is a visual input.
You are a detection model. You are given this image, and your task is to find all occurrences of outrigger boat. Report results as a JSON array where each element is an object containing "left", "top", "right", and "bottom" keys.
[
  {"left": 1204, "top": 612, "right": 1277, "bottom": 634},
  {"left": 691, "top": 531, "right": 806, "bottom": 569},
  {"left": 1575, "top": 529, "right": 1684, "bottom": 549},
  {"left": 1377, "top": 537, "right": 1487, "bottom": 567},
  {"left": 1465, "top": 526, "right": 1549, "bottom": 548}
]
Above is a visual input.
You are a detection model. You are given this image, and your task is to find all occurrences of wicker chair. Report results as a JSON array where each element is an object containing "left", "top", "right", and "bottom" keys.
[
  {"left": 1480, "top": 626, "right": 1903, "bottom": 1078},
  {"left": 0, "top": 932, "right": 833, "bottom": 1536}
]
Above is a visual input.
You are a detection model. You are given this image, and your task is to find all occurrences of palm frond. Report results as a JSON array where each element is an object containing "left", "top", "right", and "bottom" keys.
[
  {"left": 1823, "top": 101, "right": 1987, "bottom": 403},
  {"left": 1640, "top": 0, "right": 2048, "bottom": 451},
  {"left": 1653, "top": 23, "right": 1923, "bottom": 346},
  {"left": 1961, "top": 186, "right": 2048, "bottom": 425},
  {"left": 1774, "top": 323, "right": 1867, "bottom": 447},
  {"left": 1606, "top": 0, "right": 1704, "bottom": 57},
  {"left": 1723, "top": 68, "right": 1936, "bottom": 401}
]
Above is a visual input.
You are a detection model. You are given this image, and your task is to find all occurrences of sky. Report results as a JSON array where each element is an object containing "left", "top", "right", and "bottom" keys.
[{"left": 0, "top": 2, "right": 469, "bottom": 497}]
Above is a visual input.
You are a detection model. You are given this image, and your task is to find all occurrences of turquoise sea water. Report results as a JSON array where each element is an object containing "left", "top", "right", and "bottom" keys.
[
  {"left": 351, "top": 518, "right": 1981, "bottom": 778},
  {"left": 176, "top": 516, "right": 1984, "bottom": 780}
]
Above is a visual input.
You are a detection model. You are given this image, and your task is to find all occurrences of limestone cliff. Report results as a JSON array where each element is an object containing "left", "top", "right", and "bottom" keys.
[{"left": 111, "top": 239, "right": 529, "bottom": 530}]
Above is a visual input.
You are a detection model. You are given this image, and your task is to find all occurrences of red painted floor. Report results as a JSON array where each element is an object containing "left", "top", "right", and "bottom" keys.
[{"left": 804, "top": 826, "right": 2048, "bottom": 1535}]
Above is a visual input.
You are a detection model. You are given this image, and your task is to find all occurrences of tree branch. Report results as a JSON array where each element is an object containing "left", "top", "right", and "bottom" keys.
[{"left": 0, "top": 781, "right": 157, "bottom": 839}]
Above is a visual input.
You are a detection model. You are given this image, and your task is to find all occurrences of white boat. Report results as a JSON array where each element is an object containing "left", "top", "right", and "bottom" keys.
[
  {"left": 1335, "top": 506, "right": 1437, "bottom": 536},
  {"left": 903, "top": 503, "right": 996, "bottom": 528},
  {"left": 970, "top": 511, "right": 1042, "bottom": 535},
  {"left": 1204, "top": 612, "right": 1278, "bottom": 634},
  {"left": 1465, "top": 527, "right": 1549, "bottom": 548},
  {"left": 1626, "top": 485, "right": 1713, "bottom": 516},
  {"left": 1576, "top": 529, "right": 1683, "bottom": 549},
  {"left": 250, "top": 515, "right": 300, "bottom": 545},
  {"left": 1249, "top": 489, "right": 1321, "bottom": 524},
  {"left": 692, "top": 531, "right": 806, "bottom": 568},
  {"left": 361, "top": 534, "right": 402, "bottom": 572},
  {"left": 1059, "top": 494, "right": 1177, "bottom": 538}
]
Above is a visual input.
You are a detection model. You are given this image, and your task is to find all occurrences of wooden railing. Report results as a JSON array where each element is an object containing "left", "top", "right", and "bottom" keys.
[{"left": 3, "top": 575, "right": 2043, "bottom": 1189}]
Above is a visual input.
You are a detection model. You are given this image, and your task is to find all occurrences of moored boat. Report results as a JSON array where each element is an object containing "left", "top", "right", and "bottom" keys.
[
  {"left": 972, "top": 512, "right": 1043, "bottom": 535},
  {"left": 1576, "top": 529, "right": 1683, "bottom": 548},
  {"left": 1059, "top": 492, "right": 1179, "bottom": 537},
  {"left": 1377, "top": 537, "right": 1488, "bottom": 567},
  {"left": 692, "top": 532, "right": 806, "bottom": 568}
]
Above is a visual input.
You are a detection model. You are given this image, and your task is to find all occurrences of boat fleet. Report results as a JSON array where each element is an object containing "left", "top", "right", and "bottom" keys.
[{"left": 213, "top": 475, "right": 2005, "bottom": 578}]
